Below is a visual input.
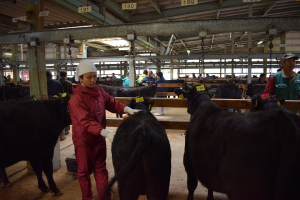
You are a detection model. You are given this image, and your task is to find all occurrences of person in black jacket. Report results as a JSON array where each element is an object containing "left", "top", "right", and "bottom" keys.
[
  {"left": 256, "top": 73, "right": 267, "bottom": 84},
  {"left": 59, "top": 71, "right": 73, "bottom": 136},
  {"left": 46, "top": 71, "right": 65, "bottom": 141},
  {"left": 46, "top": 71, "right": 64, "bottom": 97}
]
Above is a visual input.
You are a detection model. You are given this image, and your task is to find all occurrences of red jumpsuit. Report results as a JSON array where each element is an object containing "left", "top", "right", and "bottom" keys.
[{"left": 68, "top": 84, "right": 126, "bottom": 200}]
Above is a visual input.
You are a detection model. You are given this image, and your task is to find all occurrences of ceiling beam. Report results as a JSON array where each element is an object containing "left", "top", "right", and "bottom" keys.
[
  {"left": 0, "top": 53, "right": 294, "bottom": 65},
  {"left": 93, "top": 0, "right": 134, "bottom": 22},
  {"left": 150, "top": 0, "right": 162, "bottom": 16},
  {"left": 1, "top": 17, "right": 299, "bottom": 45},
  {"left": 262, "top": 2, "right": 277, "bottom": 17},
  {"left": 134, "top": 0, "right": 274, "bottom": 22}
]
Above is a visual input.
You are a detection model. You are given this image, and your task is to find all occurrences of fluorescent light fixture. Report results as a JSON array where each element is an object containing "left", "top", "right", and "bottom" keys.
[
  {"left": 58, "top": 25, "right": 93, "bottom": 30},
  {"left": 4, "top": 53, "right": 12, "bottom": 56},
  {"left": 187, "top": 50, "right": 190, "bottom": 55},
  {"left": 257, "top": 41, "right": 264, "bottom": 44},
  {"left": 119, "top": 47, "right": 130, "bottom": 51}
]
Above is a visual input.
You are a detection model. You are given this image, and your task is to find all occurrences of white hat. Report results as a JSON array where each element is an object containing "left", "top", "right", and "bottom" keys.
[{"left": 75, "top": 60, "right": 97, "bottom": 81}]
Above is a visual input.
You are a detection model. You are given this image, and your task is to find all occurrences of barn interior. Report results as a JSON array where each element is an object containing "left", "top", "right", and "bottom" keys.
[{"left": 0, "top": 0, "right": 300, "bottom": 199}]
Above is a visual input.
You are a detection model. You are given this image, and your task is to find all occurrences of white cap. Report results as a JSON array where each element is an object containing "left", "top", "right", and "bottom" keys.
[{"left": 75, "top": 60, "right": 97, "bottom": 81}]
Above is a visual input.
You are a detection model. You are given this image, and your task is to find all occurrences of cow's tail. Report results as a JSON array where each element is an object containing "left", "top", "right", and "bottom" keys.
[
  {"left": 274, "top": 111, "right": 299, "bottom": 200},
  {"left": 103, "top": 125, "right": 151, "bottom": 197}
]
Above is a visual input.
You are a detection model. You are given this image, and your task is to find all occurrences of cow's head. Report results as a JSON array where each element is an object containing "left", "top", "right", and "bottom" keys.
[
  {"left": 128, "top": 96, "right": 155, "bottom": 112},
  {"left": 250, "top": 94, "right": 285, "bottom": 112},
  {"left": 175, "top": 84, "right": 210, "bottom": 115}
]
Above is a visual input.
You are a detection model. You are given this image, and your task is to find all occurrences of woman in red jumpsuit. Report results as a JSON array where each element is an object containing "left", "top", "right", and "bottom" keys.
[{"left": 68, "top": 60, "right": 140, "bottom": 200}]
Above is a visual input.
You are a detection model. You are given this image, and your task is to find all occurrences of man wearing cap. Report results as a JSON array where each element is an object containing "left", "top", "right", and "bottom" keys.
[
  {"left": 264, "top": 53, "right": 300, "bottom": 101},
  {"left": 68, "top": 60, "right": 141, "bottom": 200}
]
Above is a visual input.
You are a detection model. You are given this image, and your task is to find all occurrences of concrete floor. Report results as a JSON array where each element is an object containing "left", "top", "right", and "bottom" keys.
[{"left": 0, "top": 107, "right": 228, "bottom": 200}]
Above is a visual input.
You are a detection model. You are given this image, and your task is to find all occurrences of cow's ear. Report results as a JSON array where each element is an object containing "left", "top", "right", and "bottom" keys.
[
  {"left": 149, "top": 100, "right": 155, "bottom": 111},
  {"left": 278, "top": 98, "right": 285, "bottom": 106},
  {"left": 175, "top": 88, "right": 188, "bottom": 99},
  {"left": 251, "top": 95, "right": 258, "bottom": 108}
]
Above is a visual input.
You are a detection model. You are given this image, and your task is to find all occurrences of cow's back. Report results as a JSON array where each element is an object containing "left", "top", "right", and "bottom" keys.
[
  {"left": 187, "top": 107, "right": 299, "bottom": 199},
  {"left": 111, "top": 111, "right": 171, "bottom": 198}
]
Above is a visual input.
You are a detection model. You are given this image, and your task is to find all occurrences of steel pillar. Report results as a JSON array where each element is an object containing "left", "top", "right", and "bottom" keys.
[
  {"left": 280, "top": 32, "right": 286, "bottom": 53},
  {"left": 129, "top": 41, "right": 135, "bottom": 87}
]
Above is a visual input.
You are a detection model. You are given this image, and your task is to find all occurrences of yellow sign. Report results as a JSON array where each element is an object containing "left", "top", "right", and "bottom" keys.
[
  {"left": 61, "top": 93, "right": 67, "bottom": 98},
  {"left": 12, "top": 16, "right": 27, "bottom": 23},
  {"left": 135, "top": 97, "right": 144, "bottom": 103},
  {"left": 196, "top": 85, "right": 205, "bottom": 91},
  {"left": 243, "top": 0, "right": 260, "bottom": 2},
  {"left": 277, "top": 101, "right": 281, "bottom": 106},
  {"left": 39, "top": 11, "right": 49, "bottom": 17},
  {"left": 179, "top": 94, "right": 184, "bottom": 99},
  {"left": 122, "top": 3, "right": 137, "bottom": 10},
  {"left": 78, "top": 6, "right": 92, "bottom": 13},
  {"left": 181, "top": 0, "right": 198, "bottom": 6}
]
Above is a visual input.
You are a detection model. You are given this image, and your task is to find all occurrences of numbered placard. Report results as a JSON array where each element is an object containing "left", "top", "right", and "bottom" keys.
[
  {"left": 122, "top": 3, "right": 137, "bottom": 10},
  {"left": 181, "top": 0, "right": 198, "bottom": 6},
  {"left": 280, "top": 44, "right": 286, "bottom": 47},
  {"left": 243, "top": 0, "right": 260, "bottom": 2},
  {"left": 12, "top": 16, "right": 27, "bottom": 23},
  {"left": 196, "top": 85, "right": 205, "bottom": 92},
  {"left": 39, "top": 11, "right": 49, "bottom": 17},
  {"left": 78, "top": 6, "right": 92, "bottom": 13},
  {"left": 135, "top": 97, "right": 144, "bottom": 103}
]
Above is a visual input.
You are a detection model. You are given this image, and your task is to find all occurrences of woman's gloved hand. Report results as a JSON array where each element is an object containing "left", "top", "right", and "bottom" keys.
[
  {"left": 100, "top": 129, "right": 115, "bottom": 143},
  {"left": 124, "top": 106, "right": 142, "bottom": 115}
]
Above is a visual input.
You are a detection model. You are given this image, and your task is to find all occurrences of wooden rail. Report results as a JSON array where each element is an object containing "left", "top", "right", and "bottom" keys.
[{"left": 114, "top": 97, "right": 300, "bottom": 110}]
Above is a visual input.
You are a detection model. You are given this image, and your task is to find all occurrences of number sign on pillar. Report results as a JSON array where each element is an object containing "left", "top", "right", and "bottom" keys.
[{"left": 122, "top": 3, "right": 137, "bottom": 10}]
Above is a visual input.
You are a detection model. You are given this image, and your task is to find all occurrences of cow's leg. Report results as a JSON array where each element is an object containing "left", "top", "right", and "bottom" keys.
[
  {"left": 40, "top": 157, "right": 62, "bottom": 195},
  {"left": 30, "top": 161, "right": 49, "bottom": 193},
  {"left": 207, "top": 190, "right": 214, "bottom": 200},
  {"left": 118, "top": 181, "right": 139, "bottom": 200},
  {"left": 184, "top": 152, "right": 198, "bottom": 200}
]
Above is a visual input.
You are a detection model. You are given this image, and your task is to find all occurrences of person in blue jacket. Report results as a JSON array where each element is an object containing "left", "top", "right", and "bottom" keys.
[
  {"left": 123, "top": 72, "right": 130, "bottom": 87},
  {"left": 154, "top": 72, "right": 166, "bottom": 116}
]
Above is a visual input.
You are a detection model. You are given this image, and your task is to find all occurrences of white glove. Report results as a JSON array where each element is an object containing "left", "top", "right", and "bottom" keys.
[
  {"left": 100, "top": 129, "right": 115, "bottom": 143},
  {"left": 124, "top": 106, "right": 142, "bottom": 115}
]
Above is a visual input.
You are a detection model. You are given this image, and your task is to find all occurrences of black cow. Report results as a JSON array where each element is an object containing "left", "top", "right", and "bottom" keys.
[
  {"left": 105, "top": 97, "right": 171, "bottom": 199},
  {"left": 116, "top": 85, "right": 157, "bottom": 97},
  {"left": 98, "top": 84, "right": 118, "bottom": 97},
  {"left": 247, "top": 84, "right": 266, "bottom": 98},
  {"left": 0, "top": 86, "right": 30, "bottom": 101},
  {"left": 164, "top": 80, "right": 185, "bottom": 98},
  {"left": 175, "top": 85, "right": 299, "bottom": 200},
  {"left": 0, "top": 94, "right": 72, "bottom": 195}
]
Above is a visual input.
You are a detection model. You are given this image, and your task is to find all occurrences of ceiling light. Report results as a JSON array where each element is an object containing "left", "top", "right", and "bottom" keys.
[
  {"left": 187, "top": 50, "right": 190, "bottom": 55},
  {"left": 119, "top": 47, "right": 130, "bottom": 51},
  {"left": 257, "top": 41, "right": 264, "bottom": 44}
]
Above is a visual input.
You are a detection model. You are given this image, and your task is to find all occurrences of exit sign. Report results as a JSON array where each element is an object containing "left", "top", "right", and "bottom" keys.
[{"left": 181, "top": 0, "right": 198, "bottom": 6}]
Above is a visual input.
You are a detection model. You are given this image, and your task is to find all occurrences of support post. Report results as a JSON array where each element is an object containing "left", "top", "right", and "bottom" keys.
[
  {"left": 81, "top": 40, "right": 87, "bottom": 58},
  {"left": 64, "top": 45, "right": 67, "bottom": 59},
  {"left": 55, "top": 44, "right": 61, "bottom": 78},
  {"left": 263, "top": 43, "right": 268, "bottom": 74},
  {"left": 0, "top": 45, "right": 3, "bottom": 85},
  {"left": 129, "top": 41, "right": 136, "bottom": 87},
  {"left": 247, "top": 5, "right": 252, "bottom": 84},
  {"left": 27, "top": 0, "right": 60, "bottom": 171},
  {"left": 170, "top": 67, "right": 173, "bottom": 80},
  {"left": 280, "top": 32, "right": 286, "bottom": 53},
  {"left": 12, "top": 44, "right": 19, "bottom": 84},
  {"left": 157, "top": 60, "right": 161, "bottom": 72}
]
